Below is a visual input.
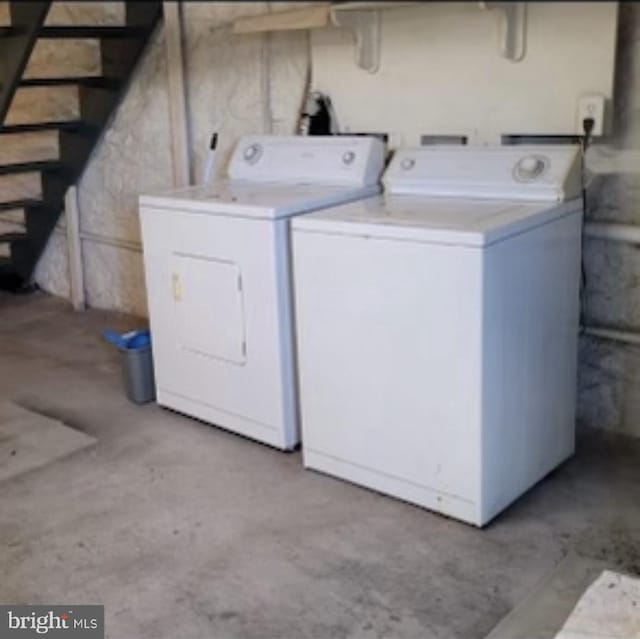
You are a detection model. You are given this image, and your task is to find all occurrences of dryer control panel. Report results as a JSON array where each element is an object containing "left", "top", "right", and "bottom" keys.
[
  {"left": 228, "top": 135, "right": 385, "bottom": 187},
  {"left": 384, "top": 145, "right": 581, "bottom": 201}
]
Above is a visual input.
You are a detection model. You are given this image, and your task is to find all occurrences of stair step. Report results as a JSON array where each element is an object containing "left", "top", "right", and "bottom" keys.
[
  {"left": 20, "top": 76, "right": 119, "bottom": 89},
  {"left": 0, "top": 208, "right": 25, "bottom": 224},
  {"left": 0, "top": 130, "right": 59, "bottom": 165},
  {"left": 0, "top": 219, "right": 24, "bottom": 232},
  {"left": 0, "top": 173, "right": 42, "bottom": 203},
  {"left": 0, "top": 120, "right": 95, "bottom": 134},
  {"left": 25, "top": 38, "right": 101, "bottom": 80},
  {"left": 0, "top": 3, "right": 9, "bottom": 27},
  {"left": 38, "top": 25, "right": 145, "bottom": 39},
  {"left": 0, "top": 3, "right": 126, "bottom": 30},
  {"left": 5, "top": 86, "right": 80, "bottom": 125},
  {"left": 0, "top": 160, "right": 62, "bottom": 175},
  {"left": 0, "top": 209, "right": 25, "bottom": 228},
  {"left": 44, "top": 2, "right": 126, "bottom": 27}
]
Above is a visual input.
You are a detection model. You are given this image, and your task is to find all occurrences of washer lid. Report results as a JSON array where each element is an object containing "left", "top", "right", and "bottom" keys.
[
  {"left": 140, "top": 180, "right": 381, "bottom": 220},
  {"left": 384, "top": 145, "right": 581, "bottom": 201},
  {"left": 291, "top": 194, "right": 581, "bottom": 246}
]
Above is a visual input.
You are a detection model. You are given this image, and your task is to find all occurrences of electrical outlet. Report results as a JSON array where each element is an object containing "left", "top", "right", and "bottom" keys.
[{"left": 576, "top": 93, "right": 606, "bottom": 136}]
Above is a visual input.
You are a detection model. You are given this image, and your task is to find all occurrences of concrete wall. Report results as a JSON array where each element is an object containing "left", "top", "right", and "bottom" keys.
[
  {"left": 30, "top": 2, "right": 640, "bottom": 437},
  {"left": 577, "top": 3, "right": 640, "bottom": 437}
]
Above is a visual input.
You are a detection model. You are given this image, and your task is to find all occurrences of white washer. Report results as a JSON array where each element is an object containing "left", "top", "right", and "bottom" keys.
[
  {"left": 139, "top": 135, "right": 385, "bottom": 450},
  {"left": 292, "top": 145, "right": 583, "bottom": 526}
]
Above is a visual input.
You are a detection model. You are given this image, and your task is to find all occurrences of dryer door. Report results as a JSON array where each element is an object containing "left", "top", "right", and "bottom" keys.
[{"left": 171, "top": 253, "right": 246, "bottom": 365}]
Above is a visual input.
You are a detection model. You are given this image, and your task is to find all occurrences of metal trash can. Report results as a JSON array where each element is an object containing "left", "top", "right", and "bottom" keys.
[{"left": 103, "top": 329, "right": 156, "bottom": 404}]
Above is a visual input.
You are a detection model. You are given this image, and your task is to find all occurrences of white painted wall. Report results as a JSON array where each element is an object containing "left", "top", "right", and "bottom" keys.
[{"left": 312, "top": 2, "right": 618, "bottom": 145}]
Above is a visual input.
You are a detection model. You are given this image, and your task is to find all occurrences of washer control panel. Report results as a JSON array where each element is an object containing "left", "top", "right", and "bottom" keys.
[
  {"left": 229, "top": 135, "right": 386, "bottom": 187},
  {"left": 385, "top": 145, "right": 581, "bottom": 201},
  {"left": 513, "top": 155, "right": 549, "bottom": 182}
]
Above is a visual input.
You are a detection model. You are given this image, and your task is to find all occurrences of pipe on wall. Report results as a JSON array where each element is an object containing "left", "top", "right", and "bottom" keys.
[
  {"left": 53, "top": 226, "right": 142, "bottom": 253},
  {"left": 79, "top": 231, "right": 142, "bottom": 253},
  {"left": 583, "top": 326, "right": 640, "bottom": 346},
  {"left": 65, "top": 186, "right": 85, "bottom": 310},
  {"left": 584, "top": 222, "right": 640, "bottom": 244},
  {"left": 163, "top": 1, "right": 192, "bottom": 187}
]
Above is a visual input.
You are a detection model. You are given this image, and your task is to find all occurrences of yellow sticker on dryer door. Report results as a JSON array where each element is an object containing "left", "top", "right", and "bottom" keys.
[{"left": 171, "top": 272, "right": 182, "bottom": 302}]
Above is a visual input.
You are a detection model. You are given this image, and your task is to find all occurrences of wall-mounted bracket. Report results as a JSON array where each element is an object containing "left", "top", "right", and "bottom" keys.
[
  {"left": 479, "top": 2, "right": 527, "bottom": 62},
  {"left": 330, "top": 6, "right": 381, "bottom": 73}
]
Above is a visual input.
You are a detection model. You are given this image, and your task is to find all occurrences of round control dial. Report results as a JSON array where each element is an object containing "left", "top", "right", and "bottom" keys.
[
  {"left": 514, "top": 155, "right": 548, "bottom": 182},
  {"left": 243, "top": 143, "right": 263, "bottom": 165},
  {"left": 342, "top": 151, "right": 356, "bottom": 165},
  {"left": 401, "top": 158, "right": 416, "bottom": 170}
]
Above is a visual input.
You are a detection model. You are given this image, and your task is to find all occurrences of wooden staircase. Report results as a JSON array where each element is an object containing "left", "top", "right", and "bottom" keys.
[{"left": 0, "top": 1, "right": 161, "bottom": 291}]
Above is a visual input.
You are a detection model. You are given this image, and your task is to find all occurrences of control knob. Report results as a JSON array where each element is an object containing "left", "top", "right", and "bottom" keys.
[
  {"left": 515, "top": 155, "right": 547, "bottom": 181},
  {"left": 342, "top": 151, "right": 356, "bottom": 165},
  {"left": 243, "top": 143, "right": 263, "bottom": 164}
]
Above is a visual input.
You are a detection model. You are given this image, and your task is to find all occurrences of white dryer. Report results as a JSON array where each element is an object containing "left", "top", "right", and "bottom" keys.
[
  {"left": 292, "top": 145, "right": 583, "bottom": 525},
  {"left": 140, "top": 135, "right": 385, "bottom": 450}
]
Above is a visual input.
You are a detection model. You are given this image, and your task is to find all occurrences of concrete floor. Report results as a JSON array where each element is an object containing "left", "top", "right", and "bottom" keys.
[{"left": 0, "top": 292, "right": 639, "bottom": 639}]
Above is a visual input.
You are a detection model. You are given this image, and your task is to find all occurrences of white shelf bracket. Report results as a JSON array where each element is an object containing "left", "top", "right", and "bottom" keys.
[
  {"left": 330, "top": 7, "right": 381, "bottom": 73},
  {"left": 479, "top": 1, "right": 527, "bottom": 62}
]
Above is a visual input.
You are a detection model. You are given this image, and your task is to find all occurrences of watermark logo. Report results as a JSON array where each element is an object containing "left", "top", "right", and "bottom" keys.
[{"left": 0, "top": 606, "right": 103, "bottom": 638}]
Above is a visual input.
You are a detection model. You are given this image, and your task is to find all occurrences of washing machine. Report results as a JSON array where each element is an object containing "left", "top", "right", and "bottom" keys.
[
  {"left": 292, "top": 145, "right": 582, "bottom": 525},
  {"left": 139, "top": 135, "right": 385, "bottom": 450}
]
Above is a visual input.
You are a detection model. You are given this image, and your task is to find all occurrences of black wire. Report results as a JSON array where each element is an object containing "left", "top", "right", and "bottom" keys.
[
  {"left": 579, "top": 171, "right": 588, "bottom": 334},
  {"left": 579, "top": 120, "right": 594, "bottom": 334}
]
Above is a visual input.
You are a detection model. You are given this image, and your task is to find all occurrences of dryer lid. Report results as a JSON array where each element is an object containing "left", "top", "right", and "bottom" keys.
[
  {"left": 140, "top": 134, "right": 386, "bottom": 219},
  {"left": 140, "top": 180, "right": 381, "bottom": 220},
  {"left": 228, "top": 135, "right": 385, "bottom": 187}
]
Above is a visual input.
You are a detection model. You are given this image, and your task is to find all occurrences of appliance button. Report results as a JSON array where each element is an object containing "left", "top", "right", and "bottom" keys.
[
  {"left": 243, "top": 143, "right": 263, "bottom": 164},
  {"left": 342, "top": 151, "right": 356, "bottom": 165},
  {"left": 514, "top": 155, "right": 548, "bottom": 181},
  {"left": 401, "top": 158, "right": 416, "bottom": 170}
]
